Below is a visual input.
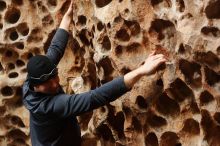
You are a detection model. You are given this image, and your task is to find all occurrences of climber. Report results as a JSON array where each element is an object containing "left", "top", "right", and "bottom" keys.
[{"left": 22, "top": 1, "right": 167, "bottom": 146}]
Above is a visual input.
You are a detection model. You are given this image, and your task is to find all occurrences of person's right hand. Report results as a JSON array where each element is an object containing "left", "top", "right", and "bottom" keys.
[{"left": 137, "top": 51, "right": 167, "bottom": 76}]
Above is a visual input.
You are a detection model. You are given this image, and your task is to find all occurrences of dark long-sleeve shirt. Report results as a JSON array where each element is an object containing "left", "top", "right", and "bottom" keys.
[{"left": 22, "top": 28, "right": 129, "bottom": 146}]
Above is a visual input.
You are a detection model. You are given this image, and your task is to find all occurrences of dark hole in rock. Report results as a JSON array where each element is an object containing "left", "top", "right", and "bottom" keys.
[
  {"left": 217, "top": 46, "right": 220, "bottom": 55},
  {"left": 208, "top": 126, "right": 220, "bottom": 146},
  {"left": 96, "top": 124, "right": 114, "bottom": 141},
  {"left": 149, "top": 19, "right": 175, "bottom": 40},
  {"left": 160, "top": 131, "right": 180, "bottom": 146},
  {"left": 214, "top": 112, "right": 220, "bottom": 124},
  {"left": 95, "top": 0, "right": 112, "bottom": 8},
  {"left": 107, "top": 22, "right": 111, "bottom": 28},
  {"left": 179, "top": 59, "right": 202, "bottom": 88},
  {"left": 79, "top": 29, "right": 90, "bottom": 46},
  {"left": 150, "top": 0, "right": 163, "bottom": 6},
  {"left": 71, "top": 38, "right": 82, "bottom": 54},
  {"left": 147, "top": 114, "right": 167, "bottom": 128},
  {"left": 12, "top": 0, "right": 23, "bottom": 5},
  {"left": 6, "top": 129, "right": 27, "bottom": 140},
  {"left": 200, "top": 90, "right": 214, "bottom": 106},
  {"left": 0, "top": 1, "right": 6, "bottom": 11},
  {"left": 114, "top": 112, "right": 125, "bottom": 139},
  {"left": 27, "top": 28, "right": 43, "bottom": 43},
  {"left": 102, "top": 36, "right": 111, "bottom": 51},
  {"left": 21, "top": 68, "right": 27, "bottom": 73},
  {"left": 0, "top": 62, "right": 3, "bottom": 72},
  {"left": 16, "top": 42, "right": 24, "bottom": 50},
  {"left": 115, "top": 45, "right": 123, "bottom": 56},
  {"left": 201, "top": 109, "right": 214, "bottom": 135},
  {"left": 10, "top": 31, "right": 19, "bottom": 41},
  {"left": 98, "top": 57, "right": 114, "bottom": 82},
  {"left": 48, "top": 0, "right": 57, "bottom": 6},
  {"left": 107, "top": 111, "right": 125, "bottom": 139},
  {"left": 78, "top": 112, "right": 93, "bottom": 131},
  {"left": 0, "top": 23, "right": 3, "bottom": 29},
  {"left": 114, "top": 15, "right": 123, "bottom": 23},
  {"left": 132, "top": 117, "right": 142, "bottom": 132},
  {"left": 42, "top": 15, "right": 54, "bottom": 26},
  {"left": 116, "top": 28, "right": 130, "bottom": 41},
  {"left": 43, "top": 29, "right": 56, "bottom": 53},
  {"left": 194, "top": 51, "right": 219, "bottom": 67},
  {"left": 122, "top": 105, "right": 133, "bottom": 119},
  {"left": 16, "top": 59, "right": 25, "bottom": 67},
  {"left": 8, "top": 72, "right": 18, "bottom": 78},
  {"left": 156, "top": 78, "right": 164, "bottom": 87},
  {"left": 181, "top": 118, "right": 200, "bottom": 135},
  {"left": 145, "top": 132, "right": 159, "bottom": 146},
  {"left": 7, "top": 115, "right": 25, "bottom": 127},
  {"left": 168, "top": 78, "right": 194, "bottom": 102},
  {"left": 87, "top": 62, "right": 97, "bottom": 89},
  {"left": 15, "top": 87, "right": 23, "bottom": 106},
  {"left": 37, "top": 1, "right": 48, "bottom": 13},
  {"left": 17, "top": 23, "right": 29, "bottom": 36},
  {"left": 5, "top": 50, "right": 13, "bottom": 57},
  {"left": 176, "top": 0, "right": 185, "bottom": 12},
  {"left": 8, "top": 138, "right": 27, "bottom": 146},
  {"left": 99, "top": 57, "right": 114, "bottom": 75},
  {"left": 178, "top": 43, "right": 185, "bottom": 53},
  {"left": 77, "top": 15, "right": 87, "bottom": 26},
  {"left": 190, "top": 101, "right": 200, "bottom": 114},
  {"left": 100, "top": 107, "right": 106, "bottom": 113},
  {"left": 125, "top": 20, "right": 141, "bottom": 36},
  {"left": 156, "top": 92, "right": 180, "bottom": 117},
  {"left": 5, "top": 7, "right": 21, "bottom": 24},
  {"left": 201, "top": 26, "right": 220, "bottom": 37},
  {"left": 204, "top": 66, "right": 220, "bottom": 86},
  {"left": 205, "top": 0, "right": 220, "bottom": 19},
  {"left": 97, "top": 21, "right": 105, "bottom": 31},
  {"left": 7, "top": 63, "right": 15, "bottom": 70},
  {"left": 135, "top": 95, "right": 148, "bottom": 109},
  {"left": 124, "top": 8, "right": 129, "bottom": 14},
  {"left": 200, "top": 110, "right": 220, "bottom": 146},
  {"left": 126, "top": 43, "right": 141, "bottom": 53},
  {"left": 0, "top": 106, "right": 6, "bottom": 116},
  {"left": 1, "top": 86, "right": 14, "bottom": 96},
  {"left": 27, "top": 53, "right": 33, "bottom": 59}
]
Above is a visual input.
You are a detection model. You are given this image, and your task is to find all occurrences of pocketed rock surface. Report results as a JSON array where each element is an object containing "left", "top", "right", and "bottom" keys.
[{"left": 0, "top": 0, "right": 220, "bottom": 146}]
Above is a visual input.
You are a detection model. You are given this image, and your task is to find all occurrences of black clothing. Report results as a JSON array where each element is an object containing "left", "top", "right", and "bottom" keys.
[{"left": 22, "top": 28, "right": 129, "bottom": 146}]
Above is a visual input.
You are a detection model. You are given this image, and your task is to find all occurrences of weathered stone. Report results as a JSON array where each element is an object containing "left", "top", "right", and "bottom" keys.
[{"left": 0, "top": 0, "right": 220, "bottom": 146}]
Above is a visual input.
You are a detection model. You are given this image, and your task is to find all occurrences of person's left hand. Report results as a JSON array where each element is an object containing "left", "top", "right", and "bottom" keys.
[
  {"left": 59, "top": 0, "right": 74, "bottom": 30},
  {"left": 64, "top": 0, "right": 73, "bottom": 18},
  {"left": 137, "top": 51, "right": 168, "bottom": 76}
]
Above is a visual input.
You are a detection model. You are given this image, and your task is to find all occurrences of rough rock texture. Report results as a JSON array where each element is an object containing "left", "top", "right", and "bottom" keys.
[{"left": 0, "top": 0, "right": 220, "bottom": 146}]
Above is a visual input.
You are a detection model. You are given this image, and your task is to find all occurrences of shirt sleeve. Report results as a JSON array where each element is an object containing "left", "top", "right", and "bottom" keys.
[
  {"left": 47, "top": 76, "right": 129, "bottom": 118},
  {"left": 46, "top": 28, "right": 69, "bottom": 65}
]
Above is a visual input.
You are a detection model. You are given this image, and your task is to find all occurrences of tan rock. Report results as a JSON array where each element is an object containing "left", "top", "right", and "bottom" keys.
[{"left": 0, "top": 0, "right": 220, "bottom": 145}]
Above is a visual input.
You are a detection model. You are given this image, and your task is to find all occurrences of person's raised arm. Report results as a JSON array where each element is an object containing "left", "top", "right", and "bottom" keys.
[
  {"left": 59, "top": 1, "right": 73, "bottom": 31},
  {"left": 124, "top": 51, "right": 167, "bottom": 89},
  {"left": 49, "top": 52, "right": 167, "bottom": 117},
  {"left": 46, "top": 1, "right": 73, "bottom": 65}
]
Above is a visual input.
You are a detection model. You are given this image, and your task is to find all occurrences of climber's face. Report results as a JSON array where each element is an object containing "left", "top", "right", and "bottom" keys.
[{"left": 34, "top": 74, "right": 60, "bottom": 95}]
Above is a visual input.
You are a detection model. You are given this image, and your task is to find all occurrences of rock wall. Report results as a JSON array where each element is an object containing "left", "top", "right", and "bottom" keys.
[{"left": 0, "top": 0, "right": 220, "bottom": 146}]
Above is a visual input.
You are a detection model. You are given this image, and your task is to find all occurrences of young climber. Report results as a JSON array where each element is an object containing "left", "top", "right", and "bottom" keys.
[{"left": 22, "top": 1, "right": 167, "bottom": 146}]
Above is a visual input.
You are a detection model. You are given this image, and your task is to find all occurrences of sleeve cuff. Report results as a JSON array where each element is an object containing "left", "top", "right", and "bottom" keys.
[
  {"left": 53, "top": 28, "right": 69, "bottom": 43},
  {"left": 119, "top": 76, "right": 131, "bottom": 92}
]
